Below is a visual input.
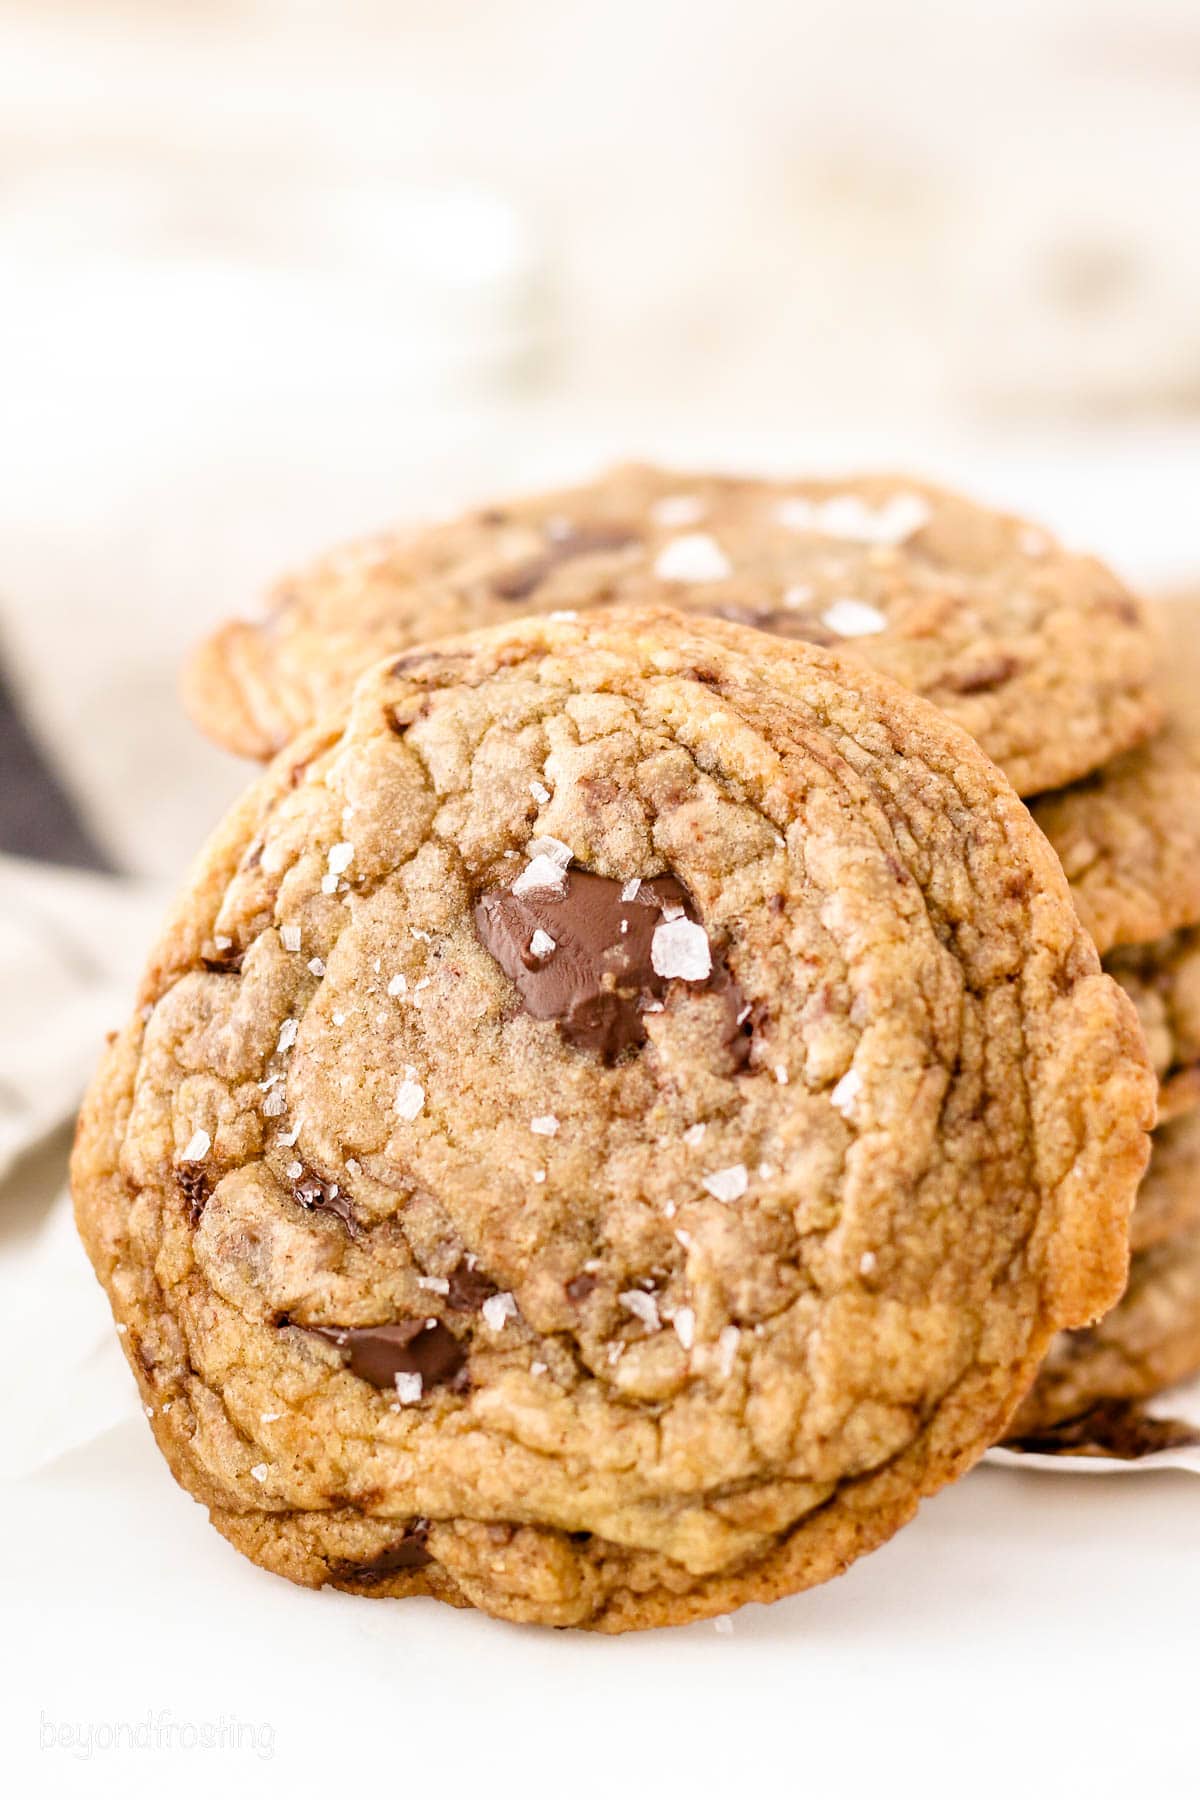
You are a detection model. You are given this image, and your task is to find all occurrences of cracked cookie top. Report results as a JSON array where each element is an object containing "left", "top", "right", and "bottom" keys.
[
  {"left": 182, "top": 465, "right": 1159, "bottom": 796},
  {"left": 79, "top": 609, "right": 1154, "bottom": 1629}
]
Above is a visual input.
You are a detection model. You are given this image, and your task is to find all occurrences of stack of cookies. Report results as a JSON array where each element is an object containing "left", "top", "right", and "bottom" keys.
[
  {"left": 72, "top": 467, "right": 1185, "bottom": 1631},
  {"left": 183, "top": 467, "right": 1200, "bottom": 1442}
]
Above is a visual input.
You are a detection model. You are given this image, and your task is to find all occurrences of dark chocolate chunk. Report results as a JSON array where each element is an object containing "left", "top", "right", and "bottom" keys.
[
  {"left": 948, "top": 654, "right": 1020, "bottom": 696},
  {"left": 327, "top": 1524, "right": 432, "bottom": 1583},
  {"left": 202, "top": 942, "right": 243, "bottom": 974},
  {"left": 566, "top": 1272, "right": 597, "bottom": 1304},
  {"left": 293, "top": 1171, "right": 362, "bottom": 1238},
  {"left": 307, "top": 1319, "right": 466, "bottom": 1390},
  {"left": 175, "top": 1163, "right": 211, "bottom": 1225},
  {"left": 490, "top": 523, "right": 640, "bottom": 601},
  {"left": 445, "top": 1258, "right": 498, "bottom": 1312},
  {"left": 1005, "top": 1399, "right": 1200, "bottom": 1462},
  {"left": 475, "top": 866, "right": 749, "bottom": 1065},
  {"left": 699, "top": 601, "right": 837, "bottom": 648}
]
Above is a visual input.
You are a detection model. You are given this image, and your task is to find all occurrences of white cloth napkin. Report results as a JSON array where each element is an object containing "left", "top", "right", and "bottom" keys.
[{"left": 0, "top": 856, "right": 166, "bottom": 1181}]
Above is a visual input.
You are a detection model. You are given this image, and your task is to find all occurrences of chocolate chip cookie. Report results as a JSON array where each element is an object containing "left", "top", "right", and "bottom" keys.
[
  {"left": 1030, "top": 596, "right": 1200, "bottom": 958},
  {"left": 79, "top": 609, "right": 1153, "bottom": 1629},
  {"left": 182, "top": 466, "right": 1159, "bottom": 796},
  {"left": 1107, "top": 928, "right": 1200, "bottom": 1125},
  {"left": 1129, "top": 1111, "right": 1200, "bottom": 1253},
  {"left": 1009, "top": 1224, "right": 1200, "bottom": 1437}
]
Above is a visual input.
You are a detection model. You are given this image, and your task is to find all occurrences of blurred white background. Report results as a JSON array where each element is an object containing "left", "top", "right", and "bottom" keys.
[{"left": 3, "top": 0, "right": 1200, "bottom": 870}]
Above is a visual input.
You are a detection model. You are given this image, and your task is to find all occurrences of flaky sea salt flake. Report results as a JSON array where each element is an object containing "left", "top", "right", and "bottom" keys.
[
  {"left": 394, "top": 1372, "right": 423, "bottom": 1405},
  {"left": 530, "top": 1114, "right": 559, "bottom": 1137},
  {"left": 672, "top": 1306, "right": 696, "bottom": 1350},
  {"left": 821, "top": 598, "right": 887, "bottom": 639},
  {"left": 395, "top": 1068, "right": 425, "bottom": 1122},
  {"left": 513, "top": 855, "right": 569, "bottom": 898},
  {"left": 651, "top": 918, "right": 712, "bottom": 981},
  {"left": 280, "top": 924, "right": 302, "bottom": 952},
  {"left": 830, "top": 1068, "right": 862, "bottom": 1119},
  {"left": 620, "top": 1290, "right": 661, "bottom": 1332},
  {"left": 180, "top": 1129, "right": 210, "bottom": 1162},
  {"left": 483, "top": 1292, "right": 518, "bottom": 1332},
  {"left": 703, "top": 1164, "right": 748, "bottom": 1203}
]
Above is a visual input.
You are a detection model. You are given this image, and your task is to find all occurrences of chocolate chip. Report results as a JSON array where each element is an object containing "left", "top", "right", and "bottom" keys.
[
  {"left": 327, "top": 1524, "right": 432, "bottom": 1583},
  {"left": 566, "top": 1273, "right": 597, "bottom": 1304},
  {"left": 445, "top": 1258, "right": 498, "bottom": 1312},
  {"left": 700, "top": 602, "right": 837, "bottom": 648},
  {"left": 202, "top": 944, "right": 243, "bottom": 974},
  {"left": 949, "top": 654, "right": 1020, "bottom": 695},
  {"left": 306, "top": 1319, "right": 466, "bottom": 1390},
  {"left": 292, "top": 1170, "right": 362, "bottom": 1238},
  {"left": 476, "top": 868, "right": 733, "bottom": 1062},
  {"left": 490, "top": 523, "right": 640, "bottom": 600},
  {"left": 175, "top": 1163, "right": 211, "bottom": 1225}
]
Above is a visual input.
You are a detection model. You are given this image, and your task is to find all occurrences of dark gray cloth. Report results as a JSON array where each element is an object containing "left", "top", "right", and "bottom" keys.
[{"left": 0, "top": 653, "right": 115, "bottom": 871}]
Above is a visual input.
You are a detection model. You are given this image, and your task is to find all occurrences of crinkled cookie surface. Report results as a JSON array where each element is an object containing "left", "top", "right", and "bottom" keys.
[
  {"left": 1010, "top": 1222, "right": 1200, "bottom": 1436},
  {"left": 1032, "top": 595, "right": 1200, "bottom": 958},
  {"left": 1107, "top": 928, "right": 1200, "bottom": 1125},
  {"left": 183, "top": 465, "right": 1159, "bottom": 796},
  {"left": 79, "top": 610, "right": 1153, "bottom": 1629}
]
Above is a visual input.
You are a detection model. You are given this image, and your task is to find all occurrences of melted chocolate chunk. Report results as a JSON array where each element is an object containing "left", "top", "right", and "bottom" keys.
[
  {"left": 327, "top": 1524, "right": 432, "bottom": 1583},
  {"left": 293, "top": 1171, "right": 362, "bottom": 1238},
  {"left": 475, "top": 867, "right": 746, "bottom": 1064},
  {"left": 445, "top": 1258, "right": 498, "bottom": 1312},
  {"left": 307, "top": 1319, "right": 466, "bottom": 1390},
  {"left": 566, "top": 1272, "right": 597, "bottom": 1304},
  {"left": 490, "top": 523, "right": 640, "bottom": 601},
  {"left": 175, "top": 1163, "right": 211, "bottom": 1225},
  {"left": 201, "top": 944, "right": 243, "bottom": 974},
  {"left": 1006, "top": 1400, "right": 1200, "bottom": 1462},
  {"left": 949, "top": 654, "right": 1021, "bottom": 696},
  {"left": 700, "top": 602, "right": 837, "bottom": 648}
]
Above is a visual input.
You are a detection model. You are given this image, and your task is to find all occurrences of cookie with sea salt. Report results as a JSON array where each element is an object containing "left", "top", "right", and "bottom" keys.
[
  {"left": 1031, "top": 595, "right": 1200, "bottom": 958},
  {"left": 1107, "top": 927, "right": 1200, "bottom": 1125},
  {"left": 1009, "top": 1223, "right": 1200, "bottom": 1437},
  {"left": 1129, "top": 1110, "right": 1200, "bottom": 1254},
  {"left": 79, "top": 609, "right": 1153, "bottom": 1630},
  {"left": 182, "top": 465, "right": 1158, "bottom": 795}
]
